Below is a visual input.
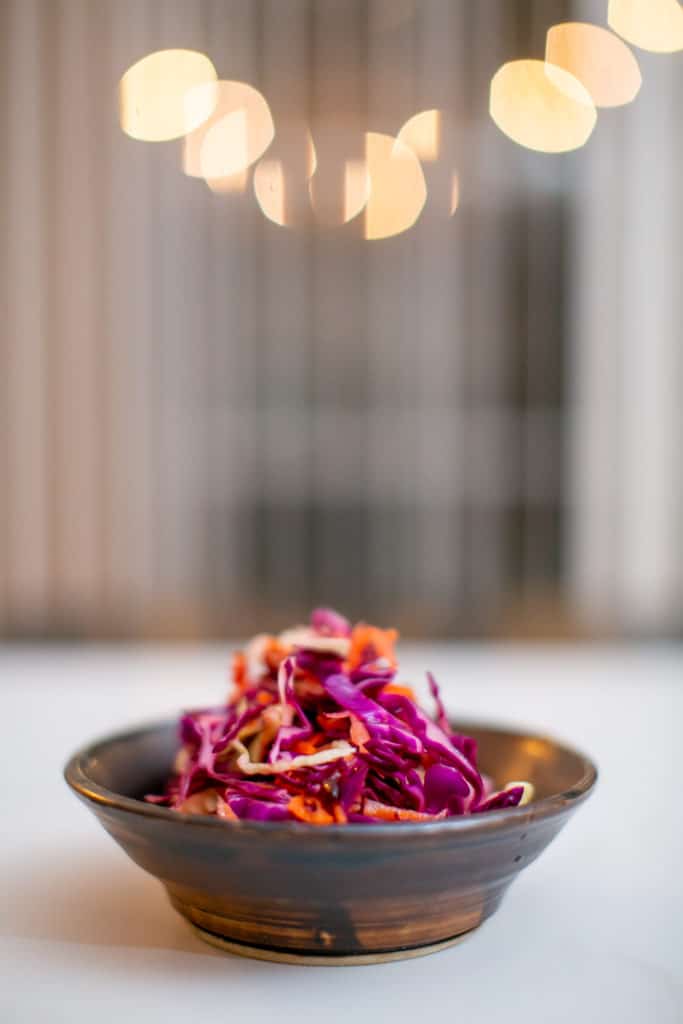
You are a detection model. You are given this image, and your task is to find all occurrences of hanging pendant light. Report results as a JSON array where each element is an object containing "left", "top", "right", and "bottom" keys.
[{"left": 490, "top": 59, "right": 597, "bottom": 154}]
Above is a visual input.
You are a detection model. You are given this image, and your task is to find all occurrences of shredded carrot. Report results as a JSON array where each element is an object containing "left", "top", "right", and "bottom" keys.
[
  {"left": 295, "top": 673, "right": 326, "bottom": 695},
  {"left": 349, "top": 715, "right": 371, "bottom": 752},
  {"left": 231, "top": 651, "right": 248, "bottom": 694},
  {"left": 288, "top": 795, "right": 335, "bottom": 825},
  {"left": 216, "top": 797, "right": 239, "bottom": 820},
  {"left": 383, "top": 683, "right": 417, "bottom": 702},
  {"left": 347, "top": 624, "right": 399, "bottom": 671},
  {"left": 256, "top": 690, "right": 274, "bottom": 706},
  {"left": 264, "top": 638, "right": 289, "bottom": 673},
  {"left": 292, "top": 740, "right": 318, "bottom": 755},
  {"left": 362, "top": 799, "right": 442, "bottom": 823},
  {"left": 292, "top": 732, "right": 328, "bottom": 755},
  {"left": 317, "top": 710, "right": 350, "bottom": 734},
  {"left": 332, "top": 803, "right": 348, "bottom": 824}
]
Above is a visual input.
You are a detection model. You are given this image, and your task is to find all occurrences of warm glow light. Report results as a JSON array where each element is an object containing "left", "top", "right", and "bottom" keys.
[
  {"left": 252, "top": 122, "right": 317, "bottom": 227},
  {"left": 306, "top": 136, "right": 317, "bottom": 179},
  {"left": 307, "top": 121, "right": 368, "bottom": 227},
  {"left": 345, "top": 160, "right": 371, "bottom": 223},
  {"left": 546, "top": 22, "right": 641, "bottom": 108},
  {"left": 608, "top": 0, "right": 683, "bottom": 53},
  {"left": 200, "top": 110, "right": 250, "bottom": 179},
  {"left": 309, "top": 158, "right": 370, "bottom": 226},
  {"left": 489, "top": 60, "right": 597, "bottom": 154},
  {"left": 206, "top": 168, "right": 249, "bottom": 194},
  {"left": 397, "top": 109, "right": 442, "bottom": 161},
  {"left": 363, "top": 132, "right": 427, "bottom": 240},
  {"left": 183, "top": 80, "right": 274, "bottom": 180},
  {"left": 119, "top": 49, "right": 217, "bottom": 142},
  {"left": 450, "top": 174, "right": 460, "bottom": 216},
  {"left": 253, "top": 159, "right": 286, "bottom": 225}
]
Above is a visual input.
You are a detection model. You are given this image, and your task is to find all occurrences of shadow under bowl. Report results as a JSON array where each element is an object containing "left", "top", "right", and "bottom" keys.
[{"left": 64, "top": 718, "right": 596, "bottom": 964}]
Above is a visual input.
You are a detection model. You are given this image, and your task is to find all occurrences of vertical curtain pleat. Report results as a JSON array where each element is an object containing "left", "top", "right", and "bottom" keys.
[
  {"left": 154, "top": 0, "right": 209, "bottom": 616},
  {"left": 52, "top": 0, "right": 103, "bottom": 624},
  {"left": 617, "top": 55, "right": 682, "bottom": 632},
  {"left": 412, "top": 0, "right": 465, "bottom": 626},
  {"left": 569, "top": 1, "right": 625, "bottom": 628},
  {"left": 570, "top": 0, "right": 683, "bottom": 635},
  {"left": 258, "top": 0, "right": 313, "bottom": 621},
  {"left": 365, "top": 0, "right": 417, "bottom": 619},
  {"left": 310, "top": 0, "right": 366, "bottom": 612},
  {"left": 0, "top": 0, "right": 7, "bottom": 623},
  {"left": 104, "top": 0, "right": 159, "bottom": 627},
  {"left": 462, "top": 0, "right": 511, "bottom": 618},
  {"left": 204, "top": 0, "right": 259, "bottom": 614},
  {"left": 4, "top": 0, "right": 50, "bottom": 627}
]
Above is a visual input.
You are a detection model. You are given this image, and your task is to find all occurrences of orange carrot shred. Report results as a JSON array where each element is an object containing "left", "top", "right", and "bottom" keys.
[
  {"left": 332, "top": 803, "right": 348, "bottom": 824},
  {"left": 292, "top": 731, "right": 328, "bottom": 755},
  {"left": 288, "top": 795, "right": 335, "bottom": 825},
  {"left": 264, "top": 638, "right": 289, "bottom": 673},
  {"left": 231, "top": 651, "right": 248, "bottom": 694},
  {"left": 363, "top": 799, "right": 441, "bottom": 823},
  {"left": 347, "top": 624, "right": 399, "bottom": 671},
  {"left": 383, "top": 683, "right": 417, "bottom": 702},
  {"left": 349, "top": 715, "right": 371, "bottom": 751},
  {"left": 292, "top": 740, "right": 318, "bottom": 755},
  {"left": 216, "top": 798, "right": 239, "bottom": 821}
]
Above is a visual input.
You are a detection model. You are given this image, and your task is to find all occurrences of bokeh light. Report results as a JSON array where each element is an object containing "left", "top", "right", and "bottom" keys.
[
  {"left": 608, "top": 0, "right": 683, "bottom": 53},
  {"left": 254, "top": 159, "right": 286, "bottom": 224},
  {"left": 308, "top": 122, "right": 369, "bottom": 227},
  {"left": 309, "top": 158, "right": 370, "bottom": 226},
  {"left": 397, "top": 109, "right": 442, "bottom": 161},
  {"left": 183, "top": 80, "right": 274, "bottom": 181},
  {"left": 344, "top": 160, "right": 372, "bottom": 224},
  {"left": 200, "top": 111, "right": 249, "bottom": 179},
  {"left": 119, "top": 49, "right": 217, "bottom": 142},
  {"left": 450, "top": 174, "right": 460, "bottom": 216},
  {"left": 489, "top": 60, "right": 597, "bottom": 154},
  {"left": 363, "top": 132, "right": 427, "bottom": 240},
  {"left": 206, "top": 168, "right": 249, "bottom": 195},
  {"left": 253, "top": 121, "right": 317, "bottom": 228},
  {"left": 546, "top": 22, "right": 641, "bottom": 108}
]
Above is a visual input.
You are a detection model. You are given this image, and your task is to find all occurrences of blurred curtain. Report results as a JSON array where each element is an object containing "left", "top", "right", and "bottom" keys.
[
  {"left": 570, "top": 0, "right": 683, "bottom": 637},
  {"left": 0, "top": 0, "right": 679, "bottom": 639}
]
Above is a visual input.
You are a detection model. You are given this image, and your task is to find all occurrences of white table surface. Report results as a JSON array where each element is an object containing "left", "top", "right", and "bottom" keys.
[{"left": 1, "top": 643, "right": 681, "bottom": 1023}]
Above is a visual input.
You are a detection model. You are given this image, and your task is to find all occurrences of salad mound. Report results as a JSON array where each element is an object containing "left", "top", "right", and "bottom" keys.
[{"left": 147, "top": 608, "right": 533, "bottom": 824}]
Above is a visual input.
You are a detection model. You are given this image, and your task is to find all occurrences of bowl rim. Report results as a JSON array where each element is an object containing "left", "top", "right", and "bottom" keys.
[{"left": 64, "top": 716, "right": 598, "bottom": 840}]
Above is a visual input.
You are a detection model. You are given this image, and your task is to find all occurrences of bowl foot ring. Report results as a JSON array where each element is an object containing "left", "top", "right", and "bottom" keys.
[{"left": 187, "top": 921, "right": 476, "bottom": 965}]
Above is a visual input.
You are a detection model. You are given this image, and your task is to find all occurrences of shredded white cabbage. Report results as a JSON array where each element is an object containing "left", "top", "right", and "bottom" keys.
[
  {"left": 231, "top": 738, "right": 355, "bottom": 776},
  {"left": 245, "top": 633, "right": 272, "bottom": 683},
  {"left": 279, "top": 626, "right": 351, "bottom": 658},
  {"left": 504, "top": 780, "right": 535, "bottom": 806}
]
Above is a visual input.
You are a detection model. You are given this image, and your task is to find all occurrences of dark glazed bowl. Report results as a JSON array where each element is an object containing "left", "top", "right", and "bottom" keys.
[{"left": 65, "top": 718, "right": 596, "bottom": 964}]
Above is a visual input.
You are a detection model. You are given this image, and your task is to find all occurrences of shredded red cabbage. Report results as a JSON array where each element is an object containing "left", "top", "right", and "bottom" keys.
[{"left": 146, "top": 609, "right": 532, "bottom": 824}]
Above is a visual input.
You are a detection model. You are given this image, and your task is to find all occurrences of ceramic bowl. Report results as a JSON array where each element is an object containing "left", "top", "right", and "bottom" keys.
[{"left": 64, "top": 718, "right": 596, "bottom": 964}]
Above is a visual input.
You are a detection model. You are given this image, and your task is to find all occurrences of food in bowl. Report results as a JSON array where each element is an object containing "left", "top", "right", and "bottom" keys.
[{"left": 147, "top": 608, "right": 534, "bottom": 824}]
